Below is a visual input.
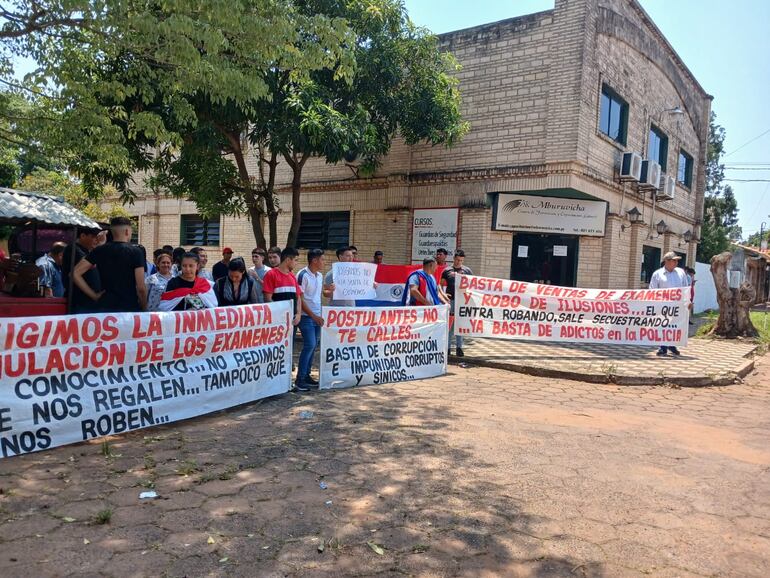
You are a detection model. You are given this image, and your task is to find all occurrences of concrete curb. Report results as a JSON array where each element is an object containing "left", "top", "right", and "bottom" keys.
[{"left": 450, "top": 345, "right": 759, "bottom": 387}]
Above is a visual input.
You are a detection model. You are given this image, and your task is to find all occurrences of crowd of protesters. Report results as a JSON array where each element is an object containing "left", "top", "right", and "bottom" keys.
[
  {"left": 49, "top": 216, "right": 474, "bottom": 391},
  {"left": 23, "top": 215, "right": 700, "bottom": 386}
]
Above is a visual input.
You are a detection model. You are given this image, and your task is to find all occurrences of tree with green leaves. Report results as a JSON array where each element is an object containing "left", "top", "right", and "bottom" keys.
[
  {"left": 265, "top": 0, "right": 469, "bottom": 247},
  {"left": 18, "top": 168, "right": 128, "bottom": 221},
  {"left": 62, "top": 0, "right": 466, "bottom": 248},
  {"left": 697, "top": 112, "right": 741, "bottom": 262},
  {"left": 1, "top": 0, "right": 354, "bottom": 205}
]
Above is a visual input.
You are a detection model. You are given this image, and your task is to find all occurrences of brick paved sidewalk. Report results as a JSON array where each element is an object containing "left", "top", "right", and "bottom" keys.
[
  {"left": 453, "top": 337, "right": 758, "bottom": 386},
  {"left": 2, "top": 357, "right": 770, "bottom": 577}
]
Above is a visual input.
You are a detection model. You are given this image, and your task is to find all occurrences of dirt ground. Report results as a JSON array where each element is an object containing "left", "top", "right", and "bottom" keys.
[{"left": 1, "top": 356, "right": 769, "bottom": 577}]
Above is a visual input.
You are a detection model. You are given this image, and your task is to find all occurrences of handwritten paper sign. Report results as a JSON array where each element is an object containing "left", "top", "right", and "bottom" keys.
[{"left": 332, "top": 262, "right": 377, "bottom": 301}]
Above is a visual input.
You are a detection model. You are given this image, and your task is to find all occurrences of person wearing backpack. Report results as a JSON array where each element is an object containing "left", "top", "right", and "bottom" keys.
[{"left": 214, "top": 258, "right": 259, "bottom": 306}]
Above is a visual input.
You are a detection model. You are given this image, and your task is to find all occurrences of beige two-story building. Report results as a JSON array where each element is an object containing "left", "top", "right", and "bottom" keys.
[{"left": 117, "top": 0, "right": 711, "bottom": 288}]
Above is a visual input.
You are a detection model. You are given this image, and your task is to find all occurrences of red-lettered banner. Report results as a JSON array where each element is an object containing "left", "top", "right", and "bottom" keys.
[
  {"left": 455, "top": 275, "right": 689, "bottom": 347},
  {"left": 0, "top": 302, "right": 293, "bottom": 458},
  {"left": 320, "top": 305, "right": 449, "bottom": 389}
]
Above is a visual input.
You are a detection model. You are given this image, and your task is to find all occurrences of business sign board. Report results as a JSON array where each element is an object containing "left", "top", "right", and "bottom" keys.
[
  {"left": 493, "top": 193, "right": 607, "bottom": 237},
  {"left": 411, "top": 208, "right": 459, "bottom": 264}
]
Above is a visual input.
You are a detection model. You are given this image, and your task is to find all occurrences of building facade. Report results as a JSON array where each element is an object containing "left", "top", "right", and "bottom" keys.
[{"left": 116, "top": 0, "right": 711, "bottom": 289}]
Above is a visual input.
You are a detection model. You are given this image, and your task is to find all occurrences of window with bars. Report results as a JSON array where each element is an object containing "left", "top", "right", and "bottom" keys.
[
  {"left": 599, "top": 84, "right": 628, "bottom": 145},
  {"left": 678, "top": 150, "right": 693, "bottom": 188},
  {"left": 180, "top": 215, "right": 220, "bottom": 246},
  {"left": 648, "top": 125, "right": 669, "bottom": 172},
  {"left": 296, "top": 212, "right": 350, "bottom": 249}
]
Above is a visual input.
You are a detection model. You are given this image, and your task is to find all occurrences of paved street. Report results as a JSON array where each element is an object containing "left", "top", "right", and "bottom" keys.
[{"left": 1, "top": 356, "right": 769, "bottom": 577}]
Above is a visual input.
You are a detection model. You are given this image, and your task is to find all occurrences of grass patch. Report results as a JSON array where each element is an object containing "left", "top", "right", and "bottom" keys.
[
  {"left": 696, "top": 311, "right": 770, "bottom": 344},
  {"left": 92, "top": 509, "right": 112, "bottom": 525},
  {"left": 175, "top": 459, "right": 200, "bottom": 476}
]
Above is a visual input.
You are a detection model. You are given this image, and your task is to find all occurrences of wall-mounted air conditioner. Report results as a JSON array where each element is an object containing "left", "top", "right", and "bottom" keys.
[
  {"left": 620, "top": 152, "right": 642, "bottom": 181},
  {"left": 657, "top": 175, "right": 676, "bottom": 201},
  {"left": 639, "top": 160, "right": 661, "bottom": 190}
]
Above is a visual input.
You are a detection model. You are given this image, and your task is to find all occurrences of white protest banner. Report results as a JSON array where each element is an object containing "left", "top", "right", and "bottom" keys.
[
  {"left": 411, "top": 208, "right": 459, "bottom": 263},
  {"left": 0, "top": 302, "right": 293, "bottom": 458},
  {"left": 455, "top": 275, "right": 689, "bottom": 347},
  {"left": 320, "top": 305, "right": 449, "bottom": 389},
  {"left": 332, "top": 262, "right": 377, "bottom": 301}
]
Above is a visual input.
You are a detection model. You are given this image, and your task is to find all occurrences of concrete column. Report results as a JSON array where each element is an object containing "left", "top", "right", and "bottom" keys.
[
  {"left": 663, "top": 231, "right": 676, "bottom": 256},
  {"left": 627, "top": 222, "right": 645, "bottom": 288}
]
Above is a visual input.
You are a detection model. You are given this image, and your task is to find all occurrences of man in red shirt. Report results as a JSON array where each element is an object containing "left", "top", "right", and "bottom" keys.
[{"left": 263, "top": 247, "right": 302, "bottom": 327}]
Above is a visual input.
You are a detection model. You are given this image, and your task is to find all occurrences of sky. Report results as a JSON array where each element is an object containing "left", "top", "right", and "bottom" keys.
[{"left": 403, "top": 0, "right": 770, "bottom": 241}]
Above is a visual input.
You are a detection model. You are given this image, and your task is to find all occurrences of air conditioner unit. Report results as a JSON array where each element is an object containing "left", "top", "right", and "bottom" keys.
[
  {"left": 656, "top": 175, "right": 676, "bottom": 201},
  {"left": 639, "top": 160, "right": 661, "bottom": 190},
  {"left": 620, "top": 152, "right": 642, "bottom": 181}
]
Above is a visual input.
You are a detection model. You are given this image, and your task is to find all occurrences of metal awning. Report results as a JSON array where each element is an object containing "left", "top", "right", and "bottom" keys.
[{"left": 0, "top": 187, "right": 101, "bottom": 229}]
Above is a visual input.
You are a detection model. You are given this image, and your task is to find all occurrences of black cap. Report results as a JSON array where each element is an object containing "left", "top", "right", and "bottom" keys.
[
  {"left": 374, "top": 250, "right": 384, "bottom": 256},
  {"left": 454, "top": 249, "right": 465, "bottom": 257}
]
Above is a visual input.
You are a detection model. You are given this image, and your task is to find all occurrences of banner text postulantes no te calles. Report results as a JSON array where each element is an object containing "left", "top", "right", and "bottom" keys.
[{"left": 320, "top": 305, "right": 449, "bottom": 389}]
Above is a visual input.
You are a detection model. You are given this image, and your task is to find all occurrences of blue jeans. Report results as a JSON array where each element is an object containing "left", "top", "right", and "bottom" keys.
[
  {"left": 297, "top": 315, "right": 321, "bottom": 382},
  {"left": 449, "top": 300, "right": 463, "bottom": 350}
]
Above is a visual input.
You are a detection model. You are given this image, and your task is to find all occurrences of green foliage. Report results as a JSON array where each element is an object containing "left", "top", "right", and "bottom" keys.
[
  {"left": 698, "top": 311, "right": 770, "bottom": 345},
  {"left": 18, "top": 168, "right": 126, "bottom": 221},
  {"left": 0, "top": 144, "right": 18, "bottom": 187},
  {"left": 93, "top": 509, "right": 113, "bottom": 524},
  {"left": 2, "top": 0, "right": 467, "bottom": 248},
  {"left": 697, "top": 112, "right": 741, "bottom": 262}
]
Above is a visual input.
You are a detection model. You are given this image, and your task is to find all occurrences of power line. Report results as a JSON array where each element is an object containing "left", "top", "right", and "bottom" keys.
[
  {"left": 725, "top": 127, "right": 770, "bottom": 157},
  {"left": 724, "top": 167, "right": 770, "bottom": 171},
  {"left": 724, "top": 179, "right": 770, "bottom": 182}
]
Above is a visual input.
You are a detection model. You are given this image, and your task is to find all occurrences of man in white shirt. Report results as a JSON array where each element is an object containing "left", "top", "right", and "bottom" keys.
[
  {"left": 296, "top": 249, "right": 325, "bottom": 390},
  {"left": 648, "top": 251, "right": 689, "bottom": 357}
]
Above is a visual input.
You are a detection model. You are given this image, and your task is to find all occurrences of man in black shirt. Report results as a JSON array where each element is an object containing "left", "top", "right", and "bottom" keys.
[
  {"left": 73, "top": 217, "right": 148, "bottom": 312},
  {"left": 212, "top": 247, "right": 233, "bottom": 281},
  {"left": 62, "top": 227, "right": 102, "bottom": 313},
  {"left": 441, "top": 249, "right": 473, "bottom": 357}
]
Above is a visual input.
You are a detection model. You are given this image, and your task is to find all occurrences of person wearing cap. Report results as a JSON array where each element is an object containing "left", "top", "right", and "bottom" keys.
[
  {"left": 436, "top": 248, "right": 448, "bottom": 267},
  {"left": 63, "top": 227, "right": 102, "bottom": 313},
  {"left": 649, "top": 251, "right": 689, "bottom": 356},
  {"left": 373, "top": 250, "right": 384, "bottom": 265},
  {"left": 441, "top": 249, "right": 473, "bottom": 356},
  {"left": 212, "top": 247, "right": 234, "bottom": 282}
]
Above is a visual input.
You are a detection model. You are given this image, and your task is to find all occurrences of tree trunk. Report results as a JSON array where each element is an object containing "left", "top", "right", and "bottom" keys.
[
  {"left": 710, "top": 251, "right": 759, "bottom": 338},
  {"left": 284, "top": 152, "right": 308, "bottom": 248},
  {"left": 221, "top": 128, "right": 268, "bottom": 248},
  {"left": 263, "top": 151, "right": 279, "bottom": 248}
]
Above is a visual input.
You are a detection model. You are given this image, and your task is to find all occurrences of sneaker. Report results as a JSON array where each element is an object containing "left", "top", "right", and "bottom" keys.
[
  {"left": 669, "top": 347, "right": 681, "bottom": 356},
  {"left": 656, "top": 348, "right": 667, "bottom": 356},
  {"left": 304, "top": 375, "right": 319, "bottom": 386},
  {"left": 294, "top": 382, "right": 311, "bottom": 392},
  {"left": 456, "top": 347, "right": 465, "bottom": 357}
]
